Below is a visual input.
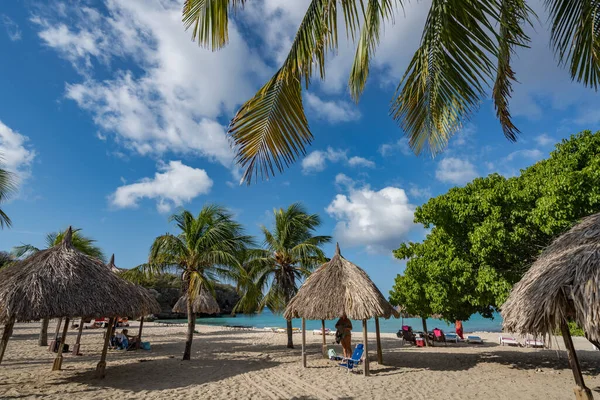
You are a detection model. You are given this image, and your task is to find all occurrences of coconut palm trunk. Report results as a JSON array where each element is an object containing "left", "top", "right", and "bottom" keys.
[
  {"left": 183, "top": 295, "right": 196, "bottom": 361},
  {"left": 286, "top": 319, "right": 294, "bottom": 349},
  {"left": 39, "top": 318, "right": 50, "bottom": 346}
]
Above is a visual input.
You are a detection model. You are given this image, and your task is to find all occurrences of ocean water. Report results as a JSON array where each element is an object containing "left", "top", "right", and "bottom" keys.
[{"left": 161, "top": 309, "right": 503, "bottom": 333}]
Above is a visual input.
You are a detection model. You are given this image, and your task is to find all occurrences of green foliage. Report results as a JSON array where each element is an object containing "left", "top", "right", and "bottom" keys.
[
  {"left": 236, "top": 203, "right": 331, "bottom": 314},
  {"left": 0, "top": 161, "right": 16, "bottom": 228},
  {"left": 0, "top": 251, "right": 15, "bottom": 270},
  {"left": 120, "top": 269, "right": 181, "bottom": 289},
  {"left": 555, "top": 321, "right": 585, "bottom": 337},
  {"left": 568, "top": 321, "right": 585, "bottom": 337},
  {"left": 12, "top": 228, "right": 106, "bottom": 262},
  {"left": 147, "top": 205, "right": 253, "bottom": 299},
  {"left": 391, "top": 130, "right": 600, "bottom": 322}
]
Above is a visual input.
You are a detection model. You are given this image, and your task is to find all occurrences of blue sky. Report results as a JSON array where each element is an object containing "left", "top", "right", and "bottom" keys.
[{"left": 0, "top": 0, "right": 599, "bottom": 296}]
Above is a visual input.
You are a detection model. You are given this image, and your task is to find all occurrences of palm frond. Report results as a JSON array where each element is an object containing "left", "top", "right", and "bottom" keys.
[
  {"left": 0, "top": 163, "right": 16, "bottom": 228},
  {"left": 230, "top": 70, "right": 312, "bottom": 185},
  {"left": 149, "top": 233, "right": 188, "bottom": 268},
  {"left": 391, "top": 0, "right": 500, "bottom": 155},
  {"left": 119, "top": 264, "right": 151, "bottom": 285},
  {"left": 183, "top": 0, "right": 247, "bottom": 50},
  {"left": 349, "top": 0, "right": 399, "bottom": 101},
  {"left": 546, "top": 0, "right": 600, "bottom": 89},
  {"left": 47, "top": 228, "right": 107, "bottom": 262},
  {"left": 11, "top": 244, "right": 40, "bottom": 259},
  {"left": 229, "top": 0, "right": 341, "bottom": 184},
  {"left": 493, "top": 0, "right": 533, "bottom": 141}
]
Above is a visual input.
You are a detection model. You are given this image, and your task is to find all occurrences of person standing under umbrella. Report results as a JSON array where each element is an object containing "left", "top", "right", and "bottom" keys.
[{"left": 335, "top": 315, "right": 353, "bottom": 358}]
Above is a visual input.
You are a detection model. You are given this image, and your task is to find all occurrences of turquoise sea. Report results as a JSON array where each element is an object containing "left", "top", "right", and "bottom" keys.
[{"left": 162, "top": 309, "right": 503, "bottom": 333}]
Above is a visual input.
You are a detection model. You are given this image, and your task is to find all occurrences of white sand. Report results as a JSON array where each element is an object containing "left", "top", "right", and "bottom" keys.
[{"left": 1, "top": 321, "right": 600, "bottom": 399}]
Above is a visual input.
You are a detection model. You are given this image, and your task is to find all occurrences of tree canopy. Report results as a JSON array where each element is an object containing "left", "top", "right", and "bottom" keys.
[{"left": 390, "top": 130, "right": 600, "bottom": 322}]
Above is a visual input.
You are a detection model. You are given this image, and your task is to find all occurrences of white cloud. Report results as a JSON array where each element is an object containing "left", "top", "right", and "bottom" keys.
[
  {"left": 334, "top": 173, "right": 355, "bottom": 189},
  {"left": 302, "top": 147, "right": 375, "bottom": 173},
  {"left": 379, "top": 138, "right": 413, "bottom": 157},
  {"left": 535, "top": 134, "right": 555, "bottom": 147},
  {"left": 302, "top": 147, "right": 346, "bottom": 173},
  {"left": 408, "top": 185, "right": 432, "bottom": 200},
  {"left": 0, "top": 121, "right": 36, "bottom": 185},
  {"left": 347, "top": 156, "right": 375, "bottom": 168},
  {"left": 304, "top": 93, "right": 361, "bottom": 123},
  {"left": 452, "top": 124, "right": 476, "bottom": 147},
  {"left": 33, "top": 1, "right": 267, "bottom": 177},
  {"left": 326, "top": 177, "right": 417, "bottom": 253},
  {"left": 1, "top": 15, "right": 21, "bottom": 41},
  {"left": 110, "top": 161, "right": 213, "bottom": 213},
  {"left": 505, "top": 149, "right": 543, "bottom": 162},
  {"left": 435, "top": 157, "right": 479, "bottom": 185}
]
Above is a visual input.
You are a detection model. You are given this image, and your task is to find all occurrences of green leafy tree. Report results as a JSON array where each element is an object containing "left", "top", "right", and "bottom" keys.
[
  {"left": 391, "top": 130, "right": 600, "bottom": 322},
  {"left": 182, "top": 0, "right": 599, "bottom": 183},
  {"left": 240, "top": 203, "right": 331, "bottom": 348},
  {"left": 12, "top": 228, "right": 106, "bottom": 346},
  {"left": 147, "top": 206, "right": 252, "bottom": 360}
]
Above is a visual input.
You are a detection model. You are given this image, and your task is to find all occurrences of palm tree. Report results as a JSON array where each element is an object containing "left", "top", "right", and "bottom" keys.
[
  {"left": 12, "top": 228, "right": 106, "bottom": 346},
  {"left": 183, "top": 0, "right": 599, "bottom": 183},
  {"left": 0, "top": 161, "right": 16, "bottom": 228},
  {"left": 240, "top": 203, "right": 331, "bottom": 348},
  {"left": 0, "top": 251, "right": 15, "bottom": 269},
  {"left": 147, "top": 205, "right": 252, "bottom": 361}
]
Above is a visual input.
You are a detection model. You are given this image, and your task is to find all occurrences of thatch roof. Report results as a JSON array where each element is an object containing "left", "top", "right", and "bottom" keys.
[
  {"left": 502, "top": 212, "right": 600, "bottom": 341},
  {"left": 173, "top": 286, "right": 220, "bottom": 315},
  {"left": 284, "top": 244, "right": 399, "bottom": 321},
  {"left": 0, "top": 227, "right": 160, "bottom": 324},
  {"left": 107, "top": 254, "right": 124, "bottom": 274},
  {"left": 107, "top": 254, "right": 160, "bottom": 317}
]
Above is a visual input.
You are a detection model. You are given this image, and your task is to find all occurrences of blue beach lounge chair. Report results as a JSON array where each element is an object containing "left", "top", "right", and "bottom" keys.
[{"left": 339, "top": 343, "right": 364, "bottom": 372}]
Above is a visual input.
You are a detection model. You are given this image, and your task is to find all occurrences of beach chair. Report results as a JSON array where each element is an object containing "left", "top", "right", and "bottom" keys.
[
  {"left": 313, "top": 328, "right": 331, "bottom": 336},
  {"left": 467, "top": 335, "right": 483, "bottom": 344},
  {"left": 339, "top": 343, "right": 364, "bottom": 373},
  {"left": 397, "top": 325, "right": 416, "bottom": 345},
  {"left": 524, "top": 338, "right": 544, "bottom": 348},
  {"left": 499, "top": 335, "right": 519, "bottom": 346},
  {"left": 444, "top": 332, "right": 459, "bottom": 343},
  {"left": 432, "top": 328, "right": 447, "bottom": 345}
]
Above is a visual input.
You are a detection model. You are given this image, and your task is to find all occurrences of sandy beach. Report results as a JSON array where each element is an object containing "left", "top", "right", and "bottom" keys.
[{"left": 1, "top": 320, "right": 600, "bottom": 399}]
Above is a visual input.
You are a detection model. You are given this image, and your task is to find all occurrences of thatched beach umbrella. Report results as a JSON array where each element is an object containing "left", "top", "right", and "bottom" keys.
[
  {"left": 501, "top": 213, "right": 600, "bottom": 400},
  {"left": 107, "top": 254, "right": 124, "bottom": 274},
  {"left": 0, "top": 228, "right": 160, "bottom": 378},
  {"left": 173, "top": 286, "right": 220, "bottom": 315},
  {"left": 284, "top": 243, "right": 398, "bottom": 376}
]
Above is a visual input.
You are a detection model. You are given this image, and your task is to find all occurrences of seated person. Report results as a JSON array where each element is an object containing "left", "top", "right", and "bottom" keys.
[{"left": 114, "top": 329, "right": 130, "bottom": 350}]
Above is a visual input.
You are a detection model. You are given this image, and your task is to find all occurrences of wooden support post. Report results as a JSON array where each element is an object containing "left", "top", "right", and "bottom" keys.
[
  {"left": 0, "top": 318, "right": 15, "bottom": 365},
  {"left": 375, "top": 317, "right": 383, "bottom": 365},
  {"left": 52, "top": 317, "right": 70, "bottom": 371},
  {"left": 96, "top": 317, "right": 116, "bottom": 379},
  {"left": 362, "top": 319, "right": 370, "bottom": 377},
  {"left": 49, "top": 317, "right": 63, "bottom": 352},
  {"left": 73, "top": 318, "right": 85, "bottom": 356},
  {"left": 560, "top": 320, "right": 593, "bottom": 400},
  {"left": 301, "top": 318, "right": 307, "bottom": 368},
  {"left": 321, "top": 320, "right": 327, "bottom": 358},
  {"left": 39, "top": 318, "right": 49, "bottom": 347},
  {"left": 137, "top": 316, "right": 145, "bottom": 341}
]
